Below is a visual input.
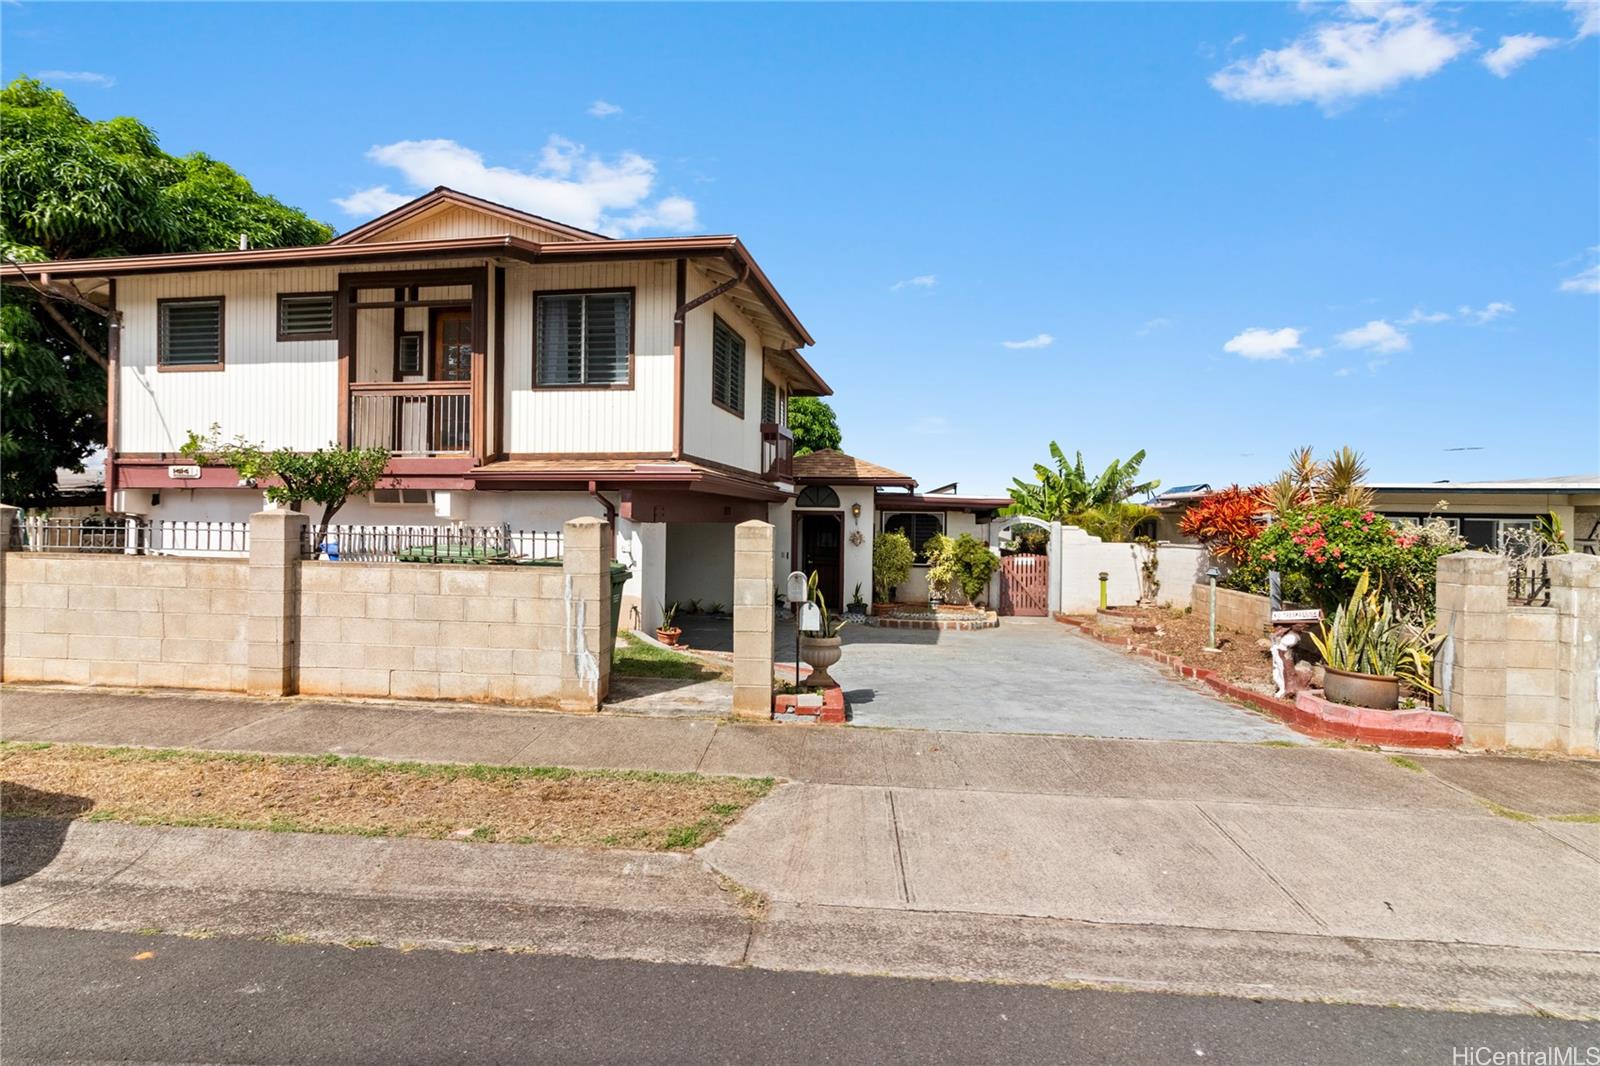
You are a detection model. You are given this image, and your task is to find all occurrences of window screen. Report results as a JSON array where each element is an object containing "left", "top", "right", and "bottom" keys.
[
  {"left": 711, "top": 315, "right": 745, "bottom": 414},
  {"left": 159, "top": 298, "right": 224, "bottom": 366},
  {"left": 277, "top": 293, "right": 336, "bottom": 339},
  {"left": 536, "top": 292, "right": 631, "bottom": 385},
  {"left": 883, "top": 513, "right": 944, "bottom": 561}
]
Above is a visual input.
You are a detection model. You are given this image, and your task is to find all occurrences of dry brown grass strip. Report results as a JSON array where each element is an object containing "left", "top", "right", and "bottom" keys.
[{"left": 0, "top": 742, "right": 772, "bottom": 851}]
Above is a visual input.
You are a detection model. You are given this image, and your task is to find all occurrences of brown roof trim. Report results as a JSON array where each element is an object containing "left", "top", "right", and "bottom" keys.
[
  {"left": 875, "top": 492, "right": 1012, "bottom": 513},
  {"left": 1, "top": 235, "right": 543, "bottom": 280},
  {"left": 470, "top": 463, "right": 787, "bottom": 502},
  {"left": 330, "top": 186, "right": 610, "bottom": 245}
]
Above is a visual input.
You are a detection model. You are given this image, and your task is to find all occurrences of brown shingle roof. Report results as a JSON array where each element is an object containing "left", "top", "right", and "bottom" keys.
[{"left": 791, "top": 449, "right": 916, "bottom": 487}]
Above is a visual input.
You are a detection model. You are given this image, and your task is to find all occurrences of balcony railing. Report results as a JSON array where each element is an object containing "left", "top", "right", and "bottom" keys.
[
  {"left": 761, "top": 423, "right": 794, "bottom": 482},
  {"left": 350, "top": 381, "right": 472, "bottom": 457}
]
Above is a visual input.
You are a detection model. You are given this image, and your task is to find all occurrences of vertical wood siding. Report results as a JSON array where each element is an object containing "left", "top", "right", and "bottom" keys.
[
  {"left": 375, "top": 205, "right": 586, "bottom": 245},
  {"left": 117, "top": 259, "right": 487, "bottom": 454},
  {"left": 680, "top": 263, "right": 764, "bottom": 471},
  {"left": 503, "top": 260, "right": 675, "bottom": 454}
]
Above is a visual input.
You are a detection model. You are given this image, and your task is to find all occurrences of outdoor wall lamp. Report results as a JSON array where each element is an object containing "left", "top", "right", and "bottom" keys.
[{"left": 850, "top": 502, "right": 862, "bottom": 521}]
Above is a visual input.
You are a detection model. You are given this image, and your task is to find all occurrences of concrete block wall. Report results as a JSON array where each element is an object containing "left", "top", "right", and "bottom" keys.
[
  {"left": 0, "top": 507, "right": 617, "bottom": 712},
  {"left": 731, "top": 520, "right": 774, "bottom": 719},
  {"left": 1191, "top": 583, "right": 1273, "bottom": 636},
  {"left": 2, "top": 552, "right": 250, "bottom": 691},
  {"left": 1436, "top": 550, "right": 1598, "bottom": 755}
]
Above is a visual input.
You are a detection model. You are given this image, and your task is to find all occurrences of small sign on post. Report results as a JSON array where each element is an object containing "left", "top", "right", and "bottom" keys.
[{"left": 1270, "top": 608, "right": 1323, "bottom": 624}]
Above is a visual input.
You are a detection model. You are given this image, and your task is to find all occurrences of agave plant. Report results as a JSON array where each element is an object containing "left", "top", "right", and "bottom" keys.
[{"left": 1308, "top": 571, "right": 1442, "bottom": 693}]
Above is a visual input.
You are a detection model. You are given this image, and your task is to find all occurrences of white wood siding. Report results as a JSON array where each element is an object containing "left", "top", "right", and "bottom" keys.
[
  {"left": 502, "top": 260, "right": 675, "bottom": 455},
  {"left": 681, "top": 264, "right": 764, "bottom": 471},
  {"left": 375, "top": 204, "right": 586, "bottom": 245},
  {"left": 117, "top": 259, "right": 488, "bottom": 454}
]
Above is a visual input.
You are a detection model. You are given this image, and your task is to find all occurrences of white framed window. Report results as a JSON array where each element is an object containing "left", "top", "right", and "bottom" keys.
[{"left": 370, "top": 488, "right": 434, "bottom": 506}]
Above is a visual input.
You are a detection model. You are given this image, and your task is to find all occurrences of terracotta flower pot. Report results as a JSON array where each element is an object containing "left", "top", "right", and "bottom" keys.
[
  {"left": 656, "top": 626, "right": 682, "bottom": 647},
  {"left": 1322, "top": 666, "right": 1399, "bottom": 710},
  {"left": 798, "top": 633, "right": 843, "bottom": 687}
]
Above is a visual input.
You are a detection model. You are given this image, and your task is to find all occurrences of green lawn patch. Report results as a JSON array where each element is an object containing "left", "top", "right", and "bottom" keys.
[{"left": 613, "top": 632, "right": 727, "bottom": 681}]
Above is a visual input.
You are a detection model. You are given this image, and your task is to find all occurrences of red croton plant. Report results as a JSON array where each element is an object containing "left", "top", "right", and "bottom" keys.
[{"left": 1177, "top": 484, "right": 1267, "bottom": 563}]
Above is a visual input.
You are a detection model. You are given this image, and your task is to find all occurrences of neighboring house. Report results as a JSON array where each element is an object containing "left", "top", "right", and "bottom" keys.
[
  {"left": 1148, "top": 476, "right": 1600, "bottom": 554},
  {"left": 5, "top": 187, "right": 831, "bottom": 628}
]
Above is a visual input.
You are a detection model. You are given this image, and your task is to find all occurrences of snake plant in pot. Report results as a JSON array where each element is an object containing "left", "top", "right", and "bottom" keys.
[
  {"left": 1307, "top": 571, "right": 1442, "bottom": 709},
  {"left": 798, "top": 571, "right": 848, "bottom": 687}
]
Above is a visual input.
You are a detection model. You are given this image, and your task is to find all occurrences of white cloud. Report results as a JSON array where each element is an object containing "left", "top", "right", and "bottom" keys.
[
  {"left": 587, "top": 99, "right": 622, "bottom": 118},
  {"left": 37, "top": 70, "right": 115, "bottom": 88},
  {"left": 1137, "top": 316, "right": 1172, "bottom": 336},
  {"left": 335, "top": 136, "right": 698, "bottom": 236},
  {"left": 333, "top": 186, "right": 412, "bottom": 216},
  {"left": 1001, "top": 333, "right": 1055, "bottom": 350},
  {"left": 890, "top": 274, "right": 938, "bottom": 292},
  {"left": 1559, "top": 264, "right": 1600, "bottom": 295},
  {"left": 1458, "top": 301, "right": 1514, "bottom": 324},
  {"left": 1337, "top": 319, "right": 1410, "bottom": 353},
  {"left": 1482, "top": 34, "right": 1561, "bottom": 77},
  {"left": 1333, "top": 366, "right": 1354, "bottom": 377},
  {"left": 1401, "top": 306, "right": 1451, "bottom": 324},
  {"left": 1223, "top": 326, "right": 1303, "bottom": 360},
  {"left": 1569, "top": 0, "right": 1600, "bottom": 38},
  {"left": 1209, "top": 4, "right": 1471, "bottom": 111}
]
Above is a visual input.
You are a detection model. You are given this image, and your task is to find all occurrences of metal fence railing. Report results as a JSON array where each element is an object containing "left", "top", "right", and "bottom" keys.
[
  {"left": 301, "top": 523, "right": 563, "bottom": 564},
  {"left": 9, "top": 516, "right": 251, "bottom": 556}
]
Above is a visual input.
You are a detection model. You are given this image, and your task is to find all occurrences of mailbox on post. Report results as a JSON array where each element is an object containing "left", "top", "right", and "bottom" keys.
[{"left": 785, "top": 571, "right": 809, "bottom": 606}]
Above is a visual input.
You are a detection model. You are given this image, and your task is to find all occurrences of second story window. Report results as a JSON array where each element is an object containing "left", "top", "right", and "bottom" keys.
[
  {"left": 277, "top": 292, "right": 336, "bottom": 340},
  {"left": 711, "top": 315, "right": 745, "bottom": 416},
  {"left": 536, "top": 291, "right": 631, "bottom": 386},
  {"left": 762, "top": 379, "right": 786, "bottom": 425},
  {"left": 158, "top": 297, "right": 224, "bottom": 369}
]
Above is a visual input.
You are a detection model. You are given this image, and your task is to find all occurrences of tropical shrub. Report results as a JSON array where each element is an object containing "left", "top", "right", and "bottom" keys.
[
  {"left": 1226, "top": 506, "right": 1463, "bottom": 621},
  {"left": 872, "top": 529, "right": 915, "bottom": 603},
  {"left": 1177, "top": 484, "right": 1266, "bottom": 563},
  {"left": 1308, "top": 572, "right": 1443, "bottom": 695},
  {"left": 924, "top": 533, "right": 999, "bottom": 606}
]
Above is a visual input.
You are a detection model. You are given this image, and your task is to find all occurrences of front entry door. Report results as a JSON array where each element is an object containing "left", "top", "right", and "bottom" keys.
[
  {"left": 431, "top": 309, "right": 472, "bottom": 452},
  {"left": 433, "top": 309, "right": 473, "bottom": 380},
  {"left": 796, "top": 513, "right": 844, "bottom": 613}
]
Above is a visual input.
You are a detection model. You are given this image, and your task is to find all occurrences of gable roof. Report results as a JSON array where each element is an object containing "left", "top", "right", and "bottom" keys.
[
  {"left": 330, "top": 187, "right": 610, "bottom": 245},
  {"left": 792, "top": 449, "right": 916, "bottom": 488}
]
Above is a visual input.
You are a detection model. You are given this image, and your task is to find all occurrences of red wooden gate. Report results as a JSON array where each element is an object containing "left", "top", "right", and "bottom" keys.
[{"left": 999, "top": 553, "right": 1049, "bottom": 616}]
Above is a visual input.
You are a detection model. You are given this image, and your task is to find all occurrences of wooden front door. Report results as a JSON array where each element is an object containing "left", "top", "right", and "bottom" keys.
[
  {"left": 433, "top": 309, "right": 473, "bottom": 381},
  {"left": 999, "top": 553, "right": 1049, "bottom": 616},
  {"left": 795, "top": 513, "right": 844, "bottom": 613}
]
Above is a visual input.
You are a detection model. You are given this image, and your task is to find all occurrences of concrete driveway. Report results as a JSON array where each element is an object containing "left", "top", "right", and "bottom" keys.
[{"left": 830, "top": 618, "right": 1301, "bottom": 742}]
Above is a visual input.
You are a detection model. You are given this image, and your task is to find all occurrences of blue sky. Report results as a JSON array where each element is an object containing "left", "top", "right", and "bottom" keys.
[{"left": 6, "top": 2, "right": 1597, "bottom": 495}]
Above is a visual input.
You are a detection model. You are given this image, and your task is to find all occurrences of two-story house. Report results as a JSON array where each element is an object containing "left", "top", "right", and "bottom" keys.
[{"left": 8, "top": 187, "right": 833, "bottom": 628}]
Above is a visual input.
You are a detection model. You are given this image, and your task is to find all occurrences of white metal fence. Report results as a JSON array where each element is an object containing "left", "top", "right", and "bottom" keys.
[
  {"left": 302, "top": 522, "right": 564, "bottom": 563},
  {"left": 9, "top": 516, "right": 251, "bottom": 556}
]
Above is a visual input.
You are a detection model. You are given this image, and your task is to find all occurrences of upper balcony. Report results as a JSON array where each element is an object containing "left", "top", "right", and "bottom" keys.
[{"left": 761, "top": 423, "right": 794, "bottom": 482}]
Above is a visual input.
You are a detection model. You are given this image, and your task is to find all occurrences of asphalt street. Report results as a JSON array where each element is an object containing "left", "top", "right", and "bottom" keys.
[{"left": 3, "top": 927, "right": 1595, "bottom": 1065}]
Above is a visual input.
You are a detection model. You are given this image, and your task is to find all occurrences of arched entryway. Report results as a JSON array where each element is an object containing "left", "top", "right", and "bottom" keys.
[{"left": 992, "top": 515, "right": 1055, "bottom": 617}]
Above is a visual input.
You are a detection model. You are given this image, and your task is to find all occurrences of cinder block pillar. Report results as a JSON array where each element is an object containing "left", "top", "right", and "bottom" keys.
[
  {"left": 0, "top": 504, "right": 17, "bottom": 679},
  {"left": 559, "top": 516, "right": 613, "bottom": 713},
  {"left": 246, "top": 510, "right": 308, "bottom": 696},
  {"left": 1547, "top": 553, "right": 1600, "bottom": 756},
  {"left": 732, "top": 520, "right": 775, "bottom": 720},
  {"left": 1435, "top": 551, "right": 1510, "bottom": 749}
]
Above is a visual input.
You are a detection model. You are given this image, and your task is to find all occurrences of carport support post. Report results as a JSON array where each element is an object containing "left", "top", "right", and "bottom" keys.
[{"left": 732, "top": 520, "right": 775, "bottom": 720}]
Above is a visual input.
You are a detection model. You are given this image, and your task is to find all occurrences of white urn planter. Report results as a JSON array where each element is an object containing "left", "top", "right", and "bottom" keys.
[{"left": 798, "top": 634, "right": 843, "bottom": 687}]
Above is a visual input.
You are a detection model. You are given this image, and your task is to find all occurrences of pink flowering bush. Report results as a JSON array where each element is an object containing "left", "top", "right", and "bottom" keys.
[{"left": 1225, "top": 506, "right": 1463, "bottom": 620}]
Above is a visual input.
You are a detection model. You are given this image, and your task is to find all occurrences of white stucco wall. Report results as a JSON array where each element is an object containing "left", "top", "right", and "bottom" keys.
[
  {"left": 664, "top": 522, "right": 735, "bottom": 610},
  {"left": 1055, "top": 526, "right": 1206, "bottom": 613}
]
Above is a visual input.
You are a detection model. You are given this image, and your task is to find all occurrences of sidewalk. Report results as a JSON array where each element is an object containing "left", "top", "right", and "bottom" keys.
[{"left": 4, "top": 684, "right": 1599, "bottom": 1016}]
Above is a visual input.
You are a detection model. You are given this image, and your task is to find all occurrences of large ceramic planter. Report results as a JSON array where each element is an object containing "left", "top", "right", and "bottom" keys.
[
  {"left": 798, "top": 634, "right": 843, "bottom": 687},
  {"left": 655, "top": 626, "right": 682, "bottom": 647},
  {"left": 1322, "top": 666, "right": 1399, "bottom": 710}
]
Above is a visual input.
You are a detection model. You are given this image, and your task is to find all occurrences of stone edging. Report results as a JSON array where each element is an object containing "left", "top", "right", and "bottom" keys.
[
  {"left": 774, "top": 685, "right": 846, "bottom": 724},
  {"left": 1053, "top": 614, "right": 1462, "bottom": 749},
  {"left": 865, "top": 611, "right": 1000, "bottom": 631}
]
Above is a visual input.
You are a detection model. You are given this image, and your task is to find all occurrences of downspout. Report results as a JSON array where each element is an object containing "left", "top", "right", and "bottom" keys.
[{"left": 672, "top": 255, "right": 750, "bottom": 460}]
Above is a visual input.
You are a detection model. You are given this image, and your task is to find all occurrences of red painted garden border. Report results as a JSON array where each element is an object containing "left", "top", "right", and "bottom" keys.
[{"left": 1053, "top": 614, "right": 1462, "bottom": 749}]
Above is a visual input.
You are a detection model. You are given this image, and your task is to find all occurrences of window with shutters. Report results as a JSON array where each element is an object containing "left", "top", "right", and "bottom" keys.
[
  {"left": 762, "top": 378, "right": 787, "bottom": 425},
  {"left": 158, "top": 297, "right": 225, "bottom": 369},
  {"left": 276, "top": 292, "right": 336, "bottom": 341},
  {"left": 882, "top": 512, "right": 945, "bottom": 563},
  {"left": 711, "top": 315, "right": 745, "bottom": 416},
  {"left": 535, "top": 290, "right": 632, "bottom": 386}
]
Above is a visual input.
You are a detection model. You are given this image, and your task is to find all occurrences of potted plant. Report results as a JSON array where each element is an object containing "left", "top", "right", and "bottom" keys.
[
  {"left": 847, "top": 582, "right": 868, "bottom": 617},
  {"left": 1308, "top": 572, "right": 1440, "bottom": 709},
  {"left": 873, "top": 529, "right": 914, "bottom": 614},
  {"left": 923, "top": 533, "right": 956, "bottom": 608},
  {"left": 655, "top": 601, "right": 682, "bottom": 646},
  {"left": 797, "top": 572, "right": 847, "bottom": 686}
]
